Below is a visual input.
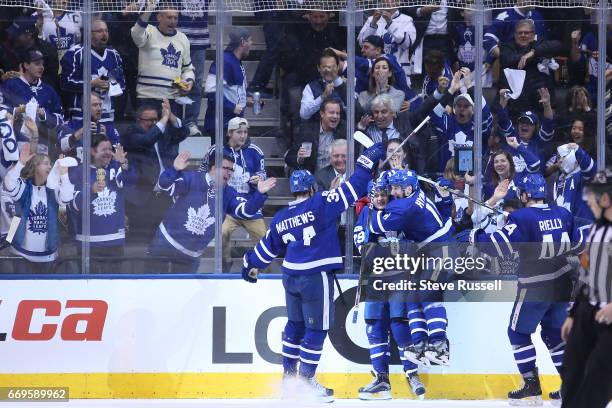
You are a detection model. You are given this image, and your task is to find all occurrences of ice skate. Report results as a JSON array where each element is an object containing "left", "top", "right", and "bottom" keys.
[
  {"left": 424, "top": 339, "right": 450, "bottom": 366},
  {"left": 548, "top": 389, "right": 561, "bottom": 406},
  {"left": 299, "top": 375, "right": 334, "bottom": 403},
  {"left": 281, "top": 370, "right": 300, "bottom": 400},
  {"left": 357, "top": 371, "right": 391, "bottom": 400},
  {"left": 406, "top": 372, "right": 426, "bottom": 400},
  {"left": 404, "top": 341, "right": 430, "bottom": 367},
  {"left": 508, "top": 369, "right": 543, "bottom": 406}
]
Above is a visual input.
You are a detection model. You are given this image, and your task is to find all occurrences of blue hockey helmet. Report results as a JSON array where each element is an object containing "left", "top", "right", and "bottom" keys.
[
  {"left": 516, "top": 173, "right": 546, "bottom": 200},
  {"left": 368, "top": 175, "right": 389, "bottom": 196},
  {"left": 388, "top": 169, "right": 419, "bottom": 193},
  {"left": 289, "top": 169, "right": 316, "bottom": 193}
]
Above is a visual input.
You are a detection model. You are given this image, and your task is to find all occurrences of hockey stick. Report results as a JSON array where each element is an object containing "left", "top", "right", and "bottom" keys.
[
  {"left": 353, "top": 126, "right": 508, "bottom": 217},
  {"left": 379, "top": 116, "right": 431, "bottom": 168},
  {"left": 352, "top": 241, "right": 376, "bottom": 324},
  {"left": 416, "top": 175, "right": 509, "bottom": 217}
]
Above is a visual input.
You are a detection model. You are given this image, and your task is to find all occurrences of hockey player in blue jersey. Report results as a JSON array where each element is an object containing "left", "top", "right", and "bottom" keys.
[
  {"left": 368, "top": 169, "right": 453, "bottom": 366},
  {"left": 471, "top": 173, "right": 586, "bottom": 405},
  {"left": 353, "top": 174, "right": 426, "bottom": 400},
  {"left": 150, "top": 151, "right": 276, "bottom": 273},
  {"left": 553, "top": 143, "right": 597, "bottom": 225},
  {"left": 240, "top": 143, "right": 386, "bottom": 402}
]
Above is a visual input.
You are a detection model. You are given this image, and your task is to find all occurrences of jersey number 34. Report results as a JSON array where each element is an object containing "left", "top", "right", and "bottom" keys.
[{"left": 282, "top": 226, "right": 317, "bottom": 246}]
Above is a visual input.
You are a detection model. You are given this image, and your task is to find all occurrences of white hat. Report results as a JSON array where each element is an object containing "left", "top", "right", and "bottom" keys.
[{"left": 227, "top": 117, "right": 249, "bottom": 131}]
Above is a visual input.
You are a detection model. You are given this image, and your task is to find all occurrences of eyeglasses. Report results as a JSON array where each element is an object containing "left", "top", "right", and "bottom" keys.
[
  {"left": 138, "top": 117, "right": 157, "bottom": 123},
  {"left": 516, "top": 30, "right": 534, "bottom": 35}
]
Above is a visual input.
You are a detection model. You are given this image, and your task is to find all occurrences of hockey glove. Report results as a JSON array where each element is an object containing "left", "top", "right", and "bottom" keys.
[
  {"left": 356, "top": 142, "right": 385, "bottom": 171},
  {"left": 241, "top": 255, "right": 258, "bottom": 283}
]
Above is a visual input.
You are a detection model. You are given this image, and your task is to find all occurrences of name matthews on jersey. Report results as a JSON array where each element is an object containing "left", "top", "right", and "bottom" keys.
[{"left": 275, "top": 211, "right": 316, "bottom": 234}]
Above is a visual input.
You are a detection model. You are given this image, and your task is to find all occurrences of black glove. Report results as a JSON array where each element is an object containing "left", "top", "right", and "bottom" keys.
[{"left": 356, "top": 142, "right": 385, "bottom": 171}]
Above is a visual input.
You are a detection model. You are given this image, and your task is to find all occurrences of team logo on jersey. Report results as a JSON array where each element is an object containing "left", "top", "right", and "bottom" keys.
[
  {"left": 459, "top": 29, "right": 475, "bottom": 64},
  {"left": 160, "top": 43, "right": 182, "bottom": 69},
  {"left": 92, "top": 188, "right": 117, "bottom": 217},
  {"left": 449, "top": 131, "right": 471, "bottom": 155},
  {"left": 513, "top": 155, "right": 527, "bottom": 173},
  {"left": 185, "top": 204, "right": 215, "bottom": 235},
  {"left": 28, "top": 201, "right": 48, "bottom": 234},
  {"left": 182, "top": 0, "right": 206, "bottom": 17}
]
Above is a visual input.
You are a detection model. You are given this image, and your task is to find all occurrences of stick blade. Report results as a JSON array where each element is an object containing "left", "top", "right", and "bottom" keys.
[{"left": 354, "top": 131, "right": 374, "bottom": 148}]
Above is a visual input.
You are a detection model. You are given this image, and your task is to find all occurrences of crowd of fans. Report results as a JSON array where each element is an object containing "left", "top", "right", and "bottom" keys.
[{"left": 0, "top": 1, "right": 610, "bottom": 273}]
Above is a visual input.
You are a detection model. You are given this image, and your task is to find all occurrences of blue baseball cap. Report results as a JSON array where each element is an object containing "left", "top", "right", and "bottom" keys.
[
  {"left": 518, "top": 111, "right": 538, "bottom": 125},
  {"left": 6, "top": 16, "right": 36, "bottom": 38}
]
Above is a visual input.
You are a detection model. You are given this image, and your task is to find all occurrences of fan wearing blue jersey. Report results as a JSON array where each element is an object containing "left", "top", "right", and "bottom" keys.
[
  {"left": 471, "top": 173, "right": 587, "bottom": 405},
  {"left": 429, "top": 68, "right": 493, "bottom": 173},
  {"left": 150, "top": 152, "right": 275, "bottom": 273},
  {"left": 354, "top": 174, "right": 426, "bottom": 401},
  {"left": 240, "top": 143, "right": 385, "bottom": 402},
  {"left": 497, "top": 87, "right": 554, "bottom": 177},
  {"left": 369, "top": 169, "right": 453, "bottom": 366},
  {"left": 0, "top": 49, "right": 64, "bottom": 136},
  {"left": 60, "top": 19, "right": 125, "bottom": 130},
  {"left": 554, "top": 143, "right": 597, "bottom": 226}
]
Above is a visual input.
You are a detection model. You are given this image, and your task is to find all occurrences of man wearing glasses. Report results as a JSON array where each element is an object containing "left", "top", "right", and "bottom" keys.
[
  {"left": 149, "top": 151, "right": 276, "bottom": 273},
  {"left": 121, "top": 98, "right": 188, "bottom": 244},
  {"left": 498, "top": 19, "right": 562, "bottom": 116}
]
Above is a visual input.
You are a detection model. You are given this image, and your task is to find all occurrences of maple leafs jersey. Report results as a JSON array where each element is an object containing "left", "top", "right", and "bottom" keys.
[
  {"left": 38, "top": 10, "right": 82, "bottom": 58},
  {"left": 553, "top": 147, "right": 596, "bottom": 225},
  {"left": 429, "top": 94, "right": 493, "bottom": 172},
  {"left": 204, "top": 50, "right": 247, "bottom": 132},
  {"left": 60, "top": 45, "right": 125, "bottom": 124},
  {"left": 357, "top": 11, "right": 418, "bottom": 78},
  {"left": 579, "top": 31, "right": 612, "bottom": 106},
  {"left": 369, "top": 189, "right": 453, "bottom": 246},
  {"left": 156, "top": 169, "right": 267, "bottom": 258},
  {"left": 473, "top": 203, "right": 587, "bottom": 286},
  {"left": 0, "top": 77, "right": 63, "bottom": 130},
  {"left": 243, "top": 166, "right": 372, "bottom": 276},
  {"left": 178, "top": 0, "right": 211, "bottom": 50},
  {"left": 68, "top": 161, "right": 137, "bottom": 247},
  {"left": 497, "top": 106, "right": 553, "bottom": 176},
  {"left": 4, "top": 161, "right": 74, "bottom": 262},
  {"left": 131, "top": 21, "right": 195, "bottom": 100},
  {"left": 58, "top": 118, "right": 120, "bottom": 160},
  {"left": 204, "top": 142, "right": 266, "bottom": 217}
]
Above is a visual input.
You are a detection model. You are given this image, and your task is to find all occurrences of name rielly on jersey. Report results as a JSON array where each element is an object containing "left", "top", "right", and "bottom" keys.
[
  {"left": 538, "top": 218, "right": 563, "bottom": 232},
  {"left": 275, "top": 211, "right": 316, "bottom": 235}
]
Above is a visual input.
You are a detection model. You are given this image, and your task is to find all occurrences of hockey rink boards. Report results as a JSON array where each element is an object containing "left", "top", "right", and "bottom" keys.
[{"left": 0, "top": 277, "right": 563, "bottom": 401}]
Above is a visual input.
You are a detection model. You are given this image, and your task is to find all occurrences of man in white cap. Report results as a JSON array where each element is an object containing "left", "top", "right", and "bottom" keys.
[
  {"left": 203, "top": 117, "right": 267, "bottom": 271},
  {"left": 428, "top": 67, "right": 493, "bottom": 172}
]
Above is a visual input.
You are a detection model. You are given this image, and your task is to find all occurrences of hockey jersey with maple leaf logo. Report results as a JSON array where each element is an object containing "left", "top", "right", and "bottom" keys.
[{"left": 155, "top": 168, "right": 267, "bottom": 258}]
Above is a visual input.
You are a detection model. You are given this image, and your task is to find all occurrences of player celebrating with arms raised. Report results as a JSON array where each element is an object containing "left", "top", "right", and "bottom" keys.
[
  {"left": 240, "top": 143, "right": 386, "bottom": 402},
  {"left": 471, "top": 173, "right": 586, "bottom": 405}
]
